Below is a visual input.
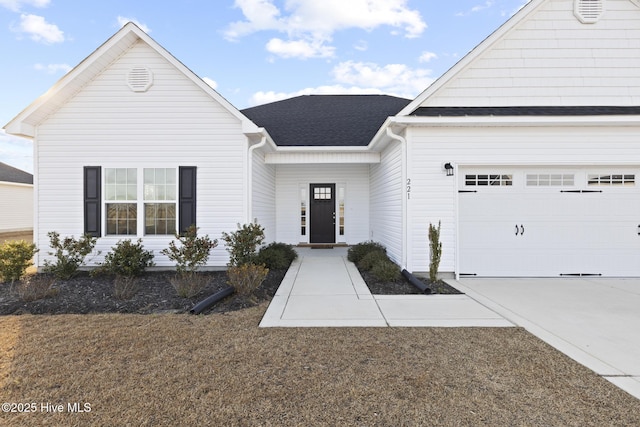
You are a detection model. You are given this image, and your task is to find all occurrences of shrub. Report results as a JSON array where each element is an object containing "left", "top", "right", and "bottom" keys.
[
  {"left": 255, "top": 242, "right": 298, "bottom": 270},
  {"left": 357, "top": 249, "right": 388, "bottom": 272},
  {"left": 227, "top": 263, "right": 268, "bottom": 296},
  {"left": 43, "top": 232, "right": 98, "bottom": 280},
  {"left": 371, "top": 260, "right": 400, "bottom": 282},
  {"left": 96, "top": 239, "right": 155, "bottom": 278},
  {"left": 0, "top": 240, "right": 38, "bottom": 284},
  {"left": 16, "top": 274, "right": 57, "bottom": 302},
  {"left": 221, "top": 222, "right": 265, "bottom": 267},
  {"left": 113, "top": 275, "right": 138, "bottom": 300},
  {"left": 428, "top": 221, "right": 443, "bottom": 282},
  {"left": 347, "top": 241, "right": 386, "bottom": 264},
  {"left": 160, "top": 225, "right": 218, "bottom": 275}
]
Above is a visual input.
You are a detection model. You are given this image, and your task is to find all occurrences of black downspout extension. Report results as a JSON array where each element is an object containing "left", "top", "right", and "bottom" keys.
[
  {"left": 401, "top": 269, "right": 432, "bottom": 295},
  {"left": 190, "top": 286, "right": 235, "bottom": 315}
]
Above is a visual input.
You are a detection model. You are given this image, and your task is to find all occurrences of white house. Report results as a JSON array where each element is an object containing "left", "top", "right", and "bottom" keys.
[
  {"left": 5, "top": 0, "right": 640, "bottom": 277},
  {"left": 0, "top": 162, "right": 33, "bottom": 234}
]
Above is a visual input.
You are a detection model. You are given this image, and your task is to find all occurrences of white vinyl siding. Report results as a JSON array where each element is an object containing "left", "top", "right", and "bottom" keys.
[
  {"left": 422, "top": 0, "right": 640, "bottom": 107},
  {"left": 275, "top": 164, "right": 369, "bottom": 245},
  {"left": 407, "top": 124, "right": 640, "bottom": 274},
  {"left": 369, "top": 140, "right": 403, "bottom": 265},
  {"left": 251, "top": 148, "right": 276, "bottom": 243},
  {"left": 34, "top": 40, "right": 246, "bottom": 268},
  {"left": 0, "top": 183, "right": 33, "bottom": 232}
]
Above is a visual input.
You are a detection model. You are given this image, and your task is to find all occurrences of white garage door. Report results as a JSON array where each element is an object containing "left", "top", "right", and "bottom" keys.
[{"left": 459, "top": 167, "right": 640, "bottom": 277}]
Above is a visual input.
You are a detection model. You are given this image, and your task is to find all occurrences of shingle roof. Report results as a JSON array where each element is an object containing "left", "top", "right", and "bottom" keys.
[
  {"left": 0, "top": 162, "right": 33, "bottom": 184},
  {"left": 412, "top": 106, "right": 640, "bottom": 117},
  {"left": 242, "top": 95, "right": 411, "bottom": 147}
]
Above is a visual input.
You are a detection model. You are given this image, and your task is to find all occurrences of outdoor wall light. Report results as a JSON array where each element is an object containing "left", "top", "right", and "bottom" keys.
[{"left": 444, "top": 162, "right": 454, "bottom": 176}]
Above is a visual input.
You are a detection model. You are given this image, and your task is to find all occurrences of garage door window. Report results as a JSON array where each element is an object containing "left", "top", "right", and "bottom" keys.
[
  {"left": 465, "top": 174, "right": 512, "bottom": 186},
  {"left": 588, "top": 174, "right": 635, "bottom": 186},
  {"left": 526, "top": 174, "right": 574, "bottom": 187}
]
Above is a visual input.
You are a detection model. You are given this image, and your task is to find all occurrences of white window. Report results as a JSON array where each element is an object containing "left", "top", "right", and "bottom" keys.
[
  {"left": 587, "top": 174, "right": 635, "bottom": 186},
  {"left": 300, "top": 186, "right": 307, "bottom": 237},
  {"left": 144, "top": 168, "right": 177, "bottom": 235},
  {"left": 465, "top": 174, "right": 513, "bottom": 187},
  {"left": 105, "top": 168, "right": 137, "bottom": 235},
  {"left": 526, "top": 174, "right": 575, "bottom": 187}
]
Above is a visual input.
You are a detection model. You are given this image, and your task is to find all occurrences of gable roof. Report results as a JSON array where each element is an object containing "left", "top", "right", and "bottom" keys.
[
  {"left": 241, "top": 95, "right": 410, "bottom": 147},
  {"left": 0, "top": 162, "right": 33, "bottom": 185},
  {"left": 4, "top": 22, "right": 261, "bottom": 138}
]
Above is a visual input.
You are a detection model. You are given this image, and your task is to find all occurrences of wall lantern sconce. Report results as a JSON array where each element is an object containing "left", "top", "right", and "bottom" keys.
[{"left": 444, "top": 162, "right": 454, "bottom": 176}]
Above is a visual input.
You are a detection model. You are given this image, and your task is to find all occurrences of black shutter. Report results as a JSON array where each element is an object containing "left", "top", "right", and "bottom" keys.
[
  {"left": 179, "top": 166, "right": 197, "bottom": 234},
  {"left": 84, "top": 166, "right": 101, "bottom": 237}
]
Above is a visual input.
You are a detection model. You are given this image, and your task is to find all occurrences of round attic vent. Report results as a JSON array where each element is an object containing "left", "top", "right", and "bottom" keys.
[
  {"left": 574, "top": 0, "right": 604, "bottom": 23},
  {"left": 127, "top": 66, "right": 153, "bottom": 92}
]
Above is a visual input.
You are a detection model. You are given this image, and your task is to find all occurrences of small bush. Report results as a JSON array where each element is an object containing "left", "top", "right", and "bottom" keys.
[
  {"left": 15, "top": 274, "right": 57, "bottom": 302},
  {"left": 357, "top": 250, "right": 388, "bottom": 272},
  {"left": 348, "top": 241, "right": 386, "bottom": 264},
  {"left": 113, "top": 275, "right": 138, "bottom": 300},
  {"left": 371, "top": 260, "right": 400, "bottom": 282},
  {"left": 0, "top": 240, "right": 38, "bottom": 284},
  {"left": 169, "top": 272, "right": 209, "bottom": 298},
  {"left": 255, "top": 242, "right": 298, "bottom": 270},
  {"left": 43, "top": 232, "right": 98, "bottom": 280},
  {"left": 227, "top": 263, "right": 268, "bottom": 296},
  {"left": 428, "top": 221, "right": 443, "bottom": 282},
  {"left": 96, "top": 239, "right": 155, "bottom": 278},
  {"left": 221, "top": 222, "right": 265, "bottom": 267},
  {"left": 160, "top": 225, "right": 218, "bottom": 275}
]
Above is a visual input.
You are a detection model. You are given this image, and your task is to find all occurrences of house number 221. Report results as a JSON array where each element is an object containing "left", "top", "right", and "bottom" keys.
[{"left": 406, "top": 178, "right": 411, "bottom": 199}]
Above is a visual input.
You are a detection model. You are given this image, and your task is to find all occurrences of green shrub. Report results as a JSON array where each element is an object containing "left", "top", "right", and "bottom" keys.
[
  {"left": 160, "top": 225, "right": 218, "bottom": 275},
  {"left": 347, "top": 241, "right": 386, "bottom": 264},
  {"left": 255, "top": 242, "right": 298, "bottom": 270},
  {"left": 357, "top": 249, "right": 388, "bottom": 271},
  {"left": 43, "top": 232, "right": 98, "bottom": 280},
  {"left": 0, "top": 240, "right": 38, "bottom": 284},
  {"left": 371, "top": 260, "right": 400, "bottom": 282},
  {"left": 227, "top": 263, "right": 269, "bottom": 296},
  {"left": 16, "top": 274, "right": 57, "bottom": 302},
  {"left": 221, "top": 222, "right": 265, "bottom": 267},
  {"left": 96, "top": 239, "right": 155, "bottom": 278},
  {"left": 428, "top": 221, "right": 443, "bottom": 282}
]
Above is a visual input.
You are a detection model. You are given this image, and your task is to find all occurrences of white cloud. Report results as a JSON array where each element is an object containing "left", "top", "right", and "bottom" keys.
[
  {"left": 0, "top": 0, "right": 49, "bottom": 12},
  {"left": 225, "top": 0, "right": 426, "bottom": 59},
  {"left": 418, "top": 51, "right": 437, "bottom": 63},
  {"left": 34, "top": 63, "right": 72, "bottom": 74},
  {"left": 353, "top": 40, "right": 368, "bottom": 51},
  {"left": 456, "top": 1, "right": 495, "bottom": 17},
  {"left": 266, "top": 37, "right": 335, "bottom": 59},
  {"left": 0, "top": 130, "right": 33, "bottom": 173},
  {"left": 117, "top": 16, "right": 150, "bottom": 33},
  {"left": 332, "top": 60, "right": 434, "bottom": 97},
  {"left": 15, "top": 13, "right": 64, "bottom": 43},
  {"left": 203, "top": 77, "right": 218, "bottom": 89}
]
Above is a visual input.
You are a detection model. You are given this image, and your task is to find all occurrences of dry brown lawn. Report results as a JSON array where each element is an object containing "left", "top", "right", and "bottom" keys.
[{"left": 1, "top": 305, "right": 639, "bottom": 426}]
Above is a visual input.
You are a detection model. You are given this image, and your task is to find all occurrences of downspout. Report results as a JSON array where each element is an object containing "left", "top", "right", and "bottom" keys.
[
  {"left": 33, "top": 128, "right": 39, "bottom": 269},
  {"left": 385, "top": 126, "right": 409, "bottom": 271},
  {"left": 247, "top": 131, "right": 268, "bottom": 223}
]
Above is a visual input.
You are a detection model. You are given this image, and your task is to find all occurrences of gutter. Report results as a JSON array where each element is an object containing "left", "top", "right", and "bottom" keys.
[{"left": 385, "top": 127, "right": 409, "bottom": 272}]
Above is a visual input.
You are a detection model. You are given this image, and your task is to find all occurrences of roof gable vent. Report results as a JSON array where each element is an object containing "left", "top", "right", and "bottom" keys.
[
  {"left": 574, "top": 0, "right": 605, "bottom": 23},
  {"left": 127, "top": 66, "right": 153, "bottom": 92}
]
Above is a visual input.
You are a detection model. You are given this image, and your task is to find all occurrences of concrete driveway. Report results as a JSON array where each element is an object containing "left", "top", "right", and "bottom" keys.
[{"left": 450, "top": 278, "right": 640, "bottom": 400}]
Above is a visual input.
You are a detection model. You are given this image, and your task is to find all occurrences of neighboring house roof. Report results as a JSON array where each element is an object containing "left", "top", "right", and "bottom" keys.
[
  {"left": 412, "top": 106, "right": 640, "bottom": 117},
  {"left": 242, "top": 95, "right": 410, "bottom": 147},
  {"left": 0, "top": 162, "right": 33, "bottom": 185},
  {"left": 4, "top": 22, "right": 262, "bottom": 138}
]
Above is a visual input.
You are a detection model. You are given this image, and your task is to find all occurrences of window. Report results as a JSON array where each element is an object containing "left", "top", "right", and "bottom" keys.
[
  {"left": 144, "top": 168, "right": 176, "bottom": 235},
  {"left": 105, "top": 168, "right": 137, "bottom": 235},
  {"left": 338, "top": 186, "right": 345, "bottom": 236},
  {"left": 526, "top": 174, "right": 575, "bottom": 187},
  {"left": 300, "top": 187, "right": 307, "bottom": 236},
  {"left": 313, "top": 186, "right": 332, "bottom": 200},
  {"left": 588, "top": 174, "right": 635, "bottom": 186},
  {"left": 465, "top": 174, "right": 513, "bottom": 186}
]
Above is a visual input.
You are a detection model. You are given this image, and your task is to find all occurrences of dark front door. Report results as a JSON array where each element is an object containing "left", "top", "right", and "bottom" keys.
[{"left": 309, "top": 183, "right": 336, "bottom": 243}]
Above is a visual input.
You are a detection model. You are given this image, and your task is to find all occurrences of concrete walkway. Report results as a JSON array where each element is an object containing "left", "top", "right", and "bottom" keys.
[{"left": 259, "top": 248, "right": 511, "bottom": 328}]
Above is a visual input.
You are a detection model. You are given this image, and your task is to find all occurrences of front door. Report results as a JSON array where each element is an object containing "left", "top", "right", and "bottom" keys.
[{"left": 309, "top": 184, "right": 336, "bottom": 243}]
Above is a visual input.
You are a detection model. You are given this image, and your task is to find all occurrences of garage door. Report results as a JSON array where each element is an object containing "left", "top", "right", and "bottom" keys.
[{"left": 458, "top": 167, "right": 640, "bottom": 277}]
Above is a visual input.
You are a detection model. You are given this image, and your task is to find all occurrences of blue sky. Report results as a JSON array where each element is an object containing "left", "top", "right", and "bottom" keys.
[{"left": 0, "top": 0, "right": 529, "bottom": 173}]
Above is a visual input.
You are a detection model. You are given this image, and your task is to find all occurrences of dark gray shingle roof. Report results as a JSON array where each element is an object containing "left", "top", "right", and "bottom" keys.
[
  {"left": 242, "top": 95, "right": 411, "bottom": 147},
  {"left": 0, "top": 162, "right": 33, "bottom": 184},
  {"left": 412, "top": 106, "right": 640, "bottom": 117}
]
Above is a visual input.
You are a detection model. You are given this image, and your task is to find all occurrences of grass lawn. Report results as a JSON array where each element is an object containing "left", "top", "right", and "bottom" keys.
[{"left": 2, "top": 305, "right": 639, "bottom": 426}]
